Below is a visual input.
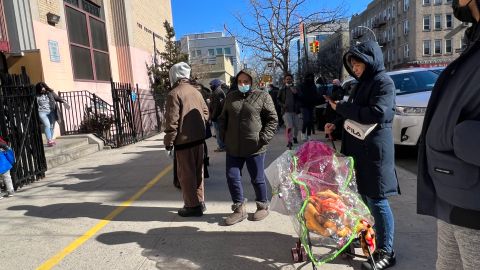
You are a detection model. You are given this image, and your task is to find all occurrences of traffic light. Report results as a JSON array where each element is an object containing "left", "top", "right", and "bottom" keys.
[
  {"left": 309, "top": 42, "right": 314, "bottom": 52},
  {"left": 314, "top": 40, "right": 320, "bottom": 53}
]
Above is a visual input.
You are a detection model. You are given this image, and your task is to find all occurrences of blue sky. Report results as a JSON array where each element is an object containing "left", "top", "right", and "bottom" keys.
[{"left": 171, "top": 0, "right": 373, "bottom": 38}]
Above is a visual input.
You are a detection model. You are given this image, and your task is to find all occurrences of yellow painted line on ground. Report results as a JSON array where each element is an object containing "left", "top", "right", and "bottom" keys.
[{"left": 37, "top": 164, "right": 173, "bottom": 270}]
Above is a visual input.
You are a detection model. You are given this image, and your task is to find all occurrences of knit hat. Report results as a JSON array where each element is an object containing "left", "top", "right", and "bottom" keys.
[
  {"left": 209, "top": 79, "right": 224, "bottom": 89},
  {"left": 169, "top": 62, "right": 191, "bottom": 87}
]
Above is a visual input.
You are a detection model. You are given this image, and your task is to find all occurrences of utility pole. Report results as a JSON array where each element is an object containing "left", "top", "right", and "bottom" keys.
[{"left": 153, "top": 32, "right": 158, "bottom": 68}]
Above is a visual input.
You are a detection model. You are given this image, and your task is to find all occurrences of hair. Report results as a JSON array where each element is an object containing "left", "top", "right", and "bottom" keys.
[
  {"left": 283, "top": 73, "right": 293, "bottom": 79},
  {"left": 347, "top": 54, "right": 364, "bottom": 65},
  {"left": 35, "top": 82, "right": 52, "bottom": 95}
]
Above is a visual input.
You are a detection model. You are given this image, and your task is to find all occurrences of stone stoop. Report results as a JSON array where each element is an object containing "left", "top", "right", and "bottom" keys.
[{"left": 44, "top": 135, "right": 104, "bottom": 169}]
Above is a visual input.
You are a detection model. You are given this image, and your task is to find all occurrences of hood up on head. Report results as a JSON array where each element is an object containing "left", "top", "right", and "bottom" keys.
[
  {"left": 169, "top": 62, "right": 191, "bottom": 87},
  {"left": 343, "top": 40, "right": 385, "bottom": 81}
]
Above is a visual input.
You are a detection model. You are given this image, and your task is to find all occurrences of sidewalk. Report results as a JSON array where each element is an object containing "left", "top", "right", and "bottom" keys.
[{"left": 0, "top": 130, "right": 436, "bottom": 270}]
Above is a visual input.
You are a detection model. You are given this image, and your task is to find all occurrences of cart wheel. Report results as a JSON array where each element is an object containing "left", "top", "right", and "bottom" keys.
[
  {"left": 299, "top": 246, "right": 308, "bottom": 262},
  {"left": 291, "top": 248, "right": 300, "bottom": 262}
]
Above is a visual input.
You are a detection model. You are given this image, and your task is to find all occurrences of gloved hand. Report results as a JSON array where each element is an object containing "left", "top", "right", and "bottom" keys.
[{"left": 64, "top": 103, "right": 71, "bottom": 110}]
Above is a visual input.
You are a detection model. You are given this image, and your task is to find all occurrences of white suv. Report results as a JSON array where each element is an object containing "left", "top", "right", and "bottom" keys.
[{"left": 341, "top": 68, "right": 439, "bottom": 146}]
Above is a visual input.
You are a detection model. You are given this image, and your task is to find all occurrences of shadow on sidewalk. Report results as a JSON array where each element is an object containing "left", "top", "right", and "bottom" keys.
[
  {"left": 96, "top": 226, "right": 356, "bottom": 270},
  {"left": 7, "top": 204, "right": 232, "bottom": 224}
]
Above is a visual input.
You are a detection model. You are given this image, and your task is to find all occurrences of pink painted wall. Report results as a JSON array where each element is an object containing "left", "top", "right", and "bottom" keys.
[
  {"left": 130, "top": 46, "right": 152, "bottom": 91},
  {"left": 33, "top": 21, "right": 75, "bottom": 91}
]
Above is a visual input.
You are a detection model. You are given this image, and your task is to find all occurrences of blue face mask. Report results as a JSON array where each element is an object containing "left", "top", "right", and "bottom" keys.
[{"left": 238, "top": 85, "right": 251, "bottom": 93}]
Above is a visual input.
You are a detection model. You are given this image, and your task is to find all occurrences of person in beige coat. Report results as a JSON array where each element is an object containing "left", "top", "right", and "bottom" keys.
[{"left": 164, "top": 62, "right": 209, "bottom": 217}]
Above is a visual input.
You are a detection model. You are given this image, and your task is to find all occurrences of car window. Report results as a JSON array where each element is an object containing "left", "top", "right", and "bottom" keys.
[{"left": 390, "top": 71, "right": 438, "bottom": 95}]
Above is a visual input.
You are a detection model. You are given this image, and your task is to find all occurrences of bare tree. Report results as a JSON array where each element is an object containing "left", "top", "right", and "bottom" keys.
[{"left": 226, "top": 0, "right": 346, "bottom": 76}]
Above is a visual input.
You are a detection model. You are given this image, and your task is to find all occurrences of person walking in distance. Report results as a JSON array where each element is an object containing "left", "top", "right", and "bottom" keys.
[
  {"left": 298, "top": 73, "right": 319, "bottom": 141},
  {"left": 417, "top": 1, "right": 480, "bottom": 270},
  {"left": 164, "top": 62, "right": 209, "bottom": 217},
  {"left": 218, "top": 70, "right": 278, "bottom": 226},
  {"left": 324, "top": 40, "right": 399, "bottom": 270},
  {"left": 209, "top": 79, "right": 227, "bottom": 152},
  {"left": 277, "top": 73, "right": 301, "bottom": 149}
]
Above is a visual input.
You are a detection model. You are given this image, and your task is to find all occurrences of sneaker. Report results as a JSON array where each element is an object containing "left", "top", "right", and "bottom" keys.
[
  {"left": 361, "top": 249, "right": 396, "bottom": 270},
  {"left": 293, "top": 137, "right": 298, "bottom": 144},
  {"left": 4, "top": 190, "right": 14, "bottom": 197},
  {"left": 178, "top": 205, "right": 203, "bottom": 217},
  {"left": 47, "top": 140, "right": 55, "bottom": 147}
]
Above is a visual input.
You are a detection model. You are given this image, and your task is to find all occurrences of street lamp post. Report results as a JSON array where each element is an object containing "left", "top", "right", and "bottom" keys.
[{"left": 356, "top": 26, "right": 377, "bottom": 43}]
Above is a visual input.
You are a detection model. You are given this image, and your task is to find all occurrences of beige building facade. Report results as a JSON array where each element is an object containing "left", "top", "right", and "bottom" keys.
[
  {"left": 1, "top": 0, "right": 172, "bottom": 102},
  {"left": 191, "top": 54, "right": 235, "bottom": 87},
  {"left": 350, "top": 0, "right": 467, "bottom": 71}
]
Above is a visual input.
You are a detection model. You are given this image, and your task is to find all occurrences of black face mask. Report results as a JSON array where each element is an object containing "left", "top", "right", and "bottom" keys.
[{"left": 452, "top": 0, "right": 477, "bottom": 23}]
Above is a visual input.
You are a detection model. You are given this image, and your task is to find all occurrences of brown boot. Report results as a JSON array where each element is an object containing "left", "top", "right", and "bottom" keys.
[
  {"left": 252, "top": 201, "right": 269, "bottom": 221},
  {"left": 225, "top": 200, "right": 247, "bottom": 226}
]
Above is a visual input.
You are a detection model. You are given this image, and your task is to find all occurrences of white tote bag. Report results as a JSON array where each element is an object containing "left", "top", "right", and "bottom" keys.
[{"left": 343, "top": 119, "right": 377, "bottom": 140}]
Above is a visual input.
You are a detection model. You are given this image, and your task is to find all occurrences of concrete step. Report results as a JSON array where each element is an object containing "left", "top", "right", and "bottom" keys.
[
  {"left": 44, "top": 138, "right": 90, "bottom": 157},
  {"left": 46, "top": 143, "right": 100, "bottom": 169}
]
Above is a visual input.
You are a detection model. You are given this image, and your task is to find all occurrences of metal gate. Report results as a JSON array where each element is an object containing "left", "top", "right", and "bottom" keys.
[
  {"left": 60, "top": 81, "right": 162, "bottom": 148},
  {"left": 0, "top": 74, "right": 47, "bottom": 188}
]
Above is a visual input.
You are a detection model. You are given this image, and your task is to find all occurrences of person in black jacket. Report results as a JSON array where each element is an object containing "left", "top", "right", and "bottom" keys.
[
  {"left": 209, "top": 79, "right": 226, "bottom": 152},
  {"left": 417, "top": 1, "right": 480, "bottom": 270},
  {"left": 298, "top": 73, "right": 318, "bottom": 140},
  {"left": 324, "top": 40, "right": 399, "bottom": 270}
]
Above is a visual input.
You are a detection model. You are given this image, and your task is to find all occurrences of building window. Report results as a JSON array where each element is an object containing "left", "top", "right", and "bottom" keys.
[
  {"left": 423, "top": 0, "right": 430, "bottom": 5},
  {"left": 423, "top": 40, "right": 431, "bottom": 55},
  {"left": 65, "top": 2, "right": 110, "bottom": 81},
  {"left": 208, "top": 49, "right": 214, "bottom": 56},
  {"left": 446, "top": 14, "right": 453, "bottom": 28},
  {"left": 224, "top": 47, "right": 231, "bottom": 55},
  {"left": 446, "top": 0, "right": 452, "bottom": 3},
  {"left": 216, "top": 48, "right": 223, "bottom": 55},
  {"left": 424, "top": 15, "right": 431, "bottom": 30},
  {"left": 404, "top": 20, "right": 409, "bottom": 35},
  {"left": 404, "top": 44, "right": 409, "bottom": 58},
  {"left": 191, "top": 50, "right": 196, "bottom": 57},
  {"left": 445, "top": 39, "right": 452, "bottom": 53},
  {"left": 392, "top": 5, "right": 396, "bottom": 16},
  {"left": 434, "top": 0, "right": 442, "bottom": 4},
  {"left": 196, "top": 50, "right": 201, "bottom": 56},
  {"left": 434, "top": 14, "right": 442, "bottom": 30},
  {"left": 435, "top": 39, "right": 442, "bottom": 54},
  {"left": 404, "top": 0, "right": 409, "bottom": 12}
]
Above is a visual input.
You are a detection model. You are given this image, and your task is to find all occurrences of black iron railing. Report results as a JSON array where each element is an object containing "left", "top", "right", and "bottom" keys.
[
  {"left": 59, "top": 90, "right": 117, "bottom": 147},
  {"left": 0, "top": 74, "right": 47, "bottom": 188},
  {"left": 59, "top": 81, "right": 162, "bottom": 148}
]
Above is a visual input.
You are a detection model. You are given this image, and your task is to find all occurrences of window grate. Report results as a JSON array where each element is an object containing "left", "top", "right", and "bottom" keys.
[
  {"left": 82, "top": 0, "right": 100, "bottom": 17},
  {"left": 65, "top": 0, "right": 79, "bottom": 6}
]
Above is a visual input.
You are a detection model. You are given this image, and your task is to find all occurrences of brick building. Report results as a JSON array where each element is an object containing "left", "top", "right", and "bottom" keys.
[
  {"left": 350, "top": 0, "right": 468, "bottom": 70},
  {"left": 0, "top": 0, "right": 172, "bottom": 101}
]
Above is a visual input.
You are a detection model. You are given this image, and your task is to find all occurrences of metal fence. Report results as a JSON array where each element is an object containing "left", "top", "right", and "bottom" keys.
[
  {"left": 0, "top": 74, "right": 47, "bottom": 188},
  {"left": 59, "top": 81, "right": 161, "bottom": 148}
]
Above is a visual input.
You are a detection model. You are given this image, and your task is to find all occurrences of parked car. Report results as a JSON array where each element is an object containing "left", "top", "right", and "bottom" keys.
[
  {"left": 427, "top": 66, "right": 446, "bottom": 75},
  {"left": 341, "top": 68, "right": 439, "bottom": 146}
]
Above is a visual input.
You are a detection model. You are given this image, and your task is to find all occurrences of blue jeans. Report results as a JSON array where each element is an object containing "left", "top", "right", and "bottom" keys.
[
  {"left": 226, "top": 153, "right": 268, "bottom": 203},
  {"left": 212, "top": 121, "right": 225, "bottom": 149},
  {"left": 39, "top": 111, "right": 55, "bottom": 141},
  {"left": 363, "top": 195, "right": 395, "bottom": 253}
]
